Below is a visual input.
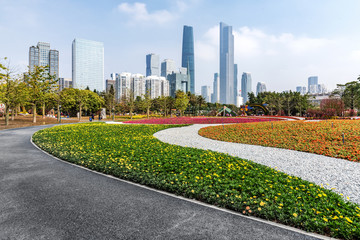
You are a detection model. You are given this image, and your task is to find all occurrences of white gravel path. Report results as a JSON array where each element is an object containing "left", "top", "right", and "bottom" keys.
[{"left": 154, "top": 124, "right": 360, "bottom": 205}]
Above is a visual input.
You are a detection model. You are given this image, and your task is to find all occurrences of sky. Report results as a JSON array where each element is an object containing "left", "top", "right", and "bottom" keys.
[{"left": 1, "top": 0, "right": 360, "bottom": 94}]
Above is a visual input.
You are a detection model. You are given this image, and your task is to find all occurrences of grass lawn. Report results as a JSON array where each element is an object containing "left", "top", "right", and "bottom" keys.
[
  {"left": 199, "top": 120, "right": 360, "bottom": 162},
  {"left": 32, "top": 123, "right": 360, "bottom": 239}
]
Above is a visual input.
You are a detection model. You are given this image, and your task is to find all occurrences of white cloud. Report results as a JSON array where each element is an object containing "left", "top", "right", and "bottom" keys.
[
  {"left": 117, "top": 2, "right": 177, "bottom": 25},
  {"left": 194, "top": 25, "right": 360, "bottom": 92}
]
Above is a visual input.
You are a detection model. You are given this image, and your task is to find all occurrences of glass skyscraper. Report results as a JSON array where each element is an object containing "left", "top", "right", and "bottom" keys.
[
  {"left": 241, "top": 72, "right": 252, "bottom": 103},
  {"left": 308, "top": 76, "right": 318, "bottom": 94},
  {"left": 181, "top": 25, "right": 195, "bottom": 94},
  {"left": 146, "top": 53, "right": 160, "bottom": 77},
  {"left": 29, "top": 42, "right": 59, "bottom": 78},
  {"left": 219, "top": 22, "right": 235, "bottom": 104},
  {"left": 212, "top": 73, "right": 220, "bottom": 103},
  {"left": 72, "top": 38, "right": 104, "bottom": 92}
]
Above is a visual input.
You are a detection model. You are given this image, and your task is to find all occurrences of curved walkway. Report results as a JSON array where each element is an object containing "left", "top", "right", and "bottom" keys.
[
  {"left": 0, "top": 125, "right": 324, "bottom": 239},
  {"left": 154, "top": 124, "right": 360, "bottom": 205}
]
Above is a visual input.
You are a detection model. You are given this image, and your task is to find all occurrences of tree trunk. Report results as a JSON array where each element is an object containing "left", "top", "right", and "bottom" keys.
[
  {"left": 5, "top": 104, "right": 9, "bottom": 126},
  {"left": 147, "top": 107, "right": 149, "bottom": 119},
  {"left": 33, "top": 104, "right": 37, "bottom": 123},
  {"left": 57, "top": 104, "right": 61, "bottom": 123},
  {"left": 11, "top": 109, "right": 14, "bottom": 121},
  {"left": 42, "top": 103, "right": 46, "bottom": 119},
  {"left": 78, "top": 104, "right": 82, "bottom": 121}
]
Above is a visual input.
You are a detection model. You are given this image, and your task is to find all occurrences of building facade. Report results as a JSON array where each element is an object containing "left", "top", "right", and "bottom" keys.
[
  {"left": 181, "top": 25, "right": 195, "bottom": 94},
  {"left": 219, "top": 22, "right": 235, "bottom": 105},
  {"left": 167, "top": 71, "right": 189, "bottom": 97},
  {"left": 132, "top": 73, "right": 146, "bottom": 98},
  {"left": 72, "top": 38, "right": 104, "bottom": 92},
  {"left": 161, "top": 59, "right": 176, "bottom": 78},
  {"left": 146, "top": 53, "right": 160, "bottom": 77},
  {"left": 256, "top": 82, "right": 266, "bottom": 96},
  {"left": 106, "top": 79, "right": 115, "bottom": 93},
  {"left": 296, "top": 86, "right": 307, "bottom": 95},
  {"left": 29, "top": 42, "right": 59, "bottom": 78},
  {"left": 308, "top": 76, "right": 318, "bottom": 94},
  {"left": 201, "top": 85, "right": 211, "bottom": 103},
  {"left": 115, "top": 72, "right": 131, "bottom": 101},
  {"left": 211, "top": 73, "right": 220, "bottom": 103},
  {"left": 145, "top": 76, "right": 169, "bottom": 99},
  {"left": 59, "top": 78, "right": 72, "bottom": 91},
  {"left": 241, "top": 72, "right": 252, "bottom": 103}
]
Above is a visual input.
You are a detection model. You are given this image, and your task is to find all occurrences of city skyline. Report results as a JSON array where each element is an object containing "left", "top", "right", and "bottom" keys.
[{"left": 1, "top": 0, "right": 360, "bottom": 94}]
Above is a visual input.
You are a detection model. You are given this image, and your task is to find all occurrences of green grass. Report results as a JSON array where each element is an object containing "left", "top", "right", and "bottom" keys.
[{"left": 32, "top": 123, "right": 360, "bottom": 239}]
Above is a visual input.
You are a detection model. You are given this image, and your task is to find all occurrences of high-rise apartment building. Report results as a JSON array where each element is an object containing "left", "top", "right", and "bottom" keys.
[
  {"left": 296, "top": 86, "right": 307, "bottom": 95},
  {"left": 115, "top": 72, "right": 131, "bottom": 101},
  {"left": 181, "top": 25, "right": 195, "bottom": 94},
  {"left": 201, "top": 86, "right": 211, "bottom": 103},
  {"left": 161, "top": 59, "right": 176, "bottom": 78},
  {"left": 308, "top": 76, "right": 318, "bottom": 94},
  {"left": 132, "top": 73, "right": 146, "bottom": 98},
  {"left": 241, "top": 72, "right": 252, "bottom": 103},
  {"left": 145, "top": 76, "right": 169, "bottom": 99},
  {"left": 72, "top": 38, "right": 104, "bottom": 91},
  {"left": 106, "top": 79, "right": 115, "bottom": 92},
  {"left": 219, "top": 22, "right": 235, "bottom": 105},
  {"left": 256, "top": 82, "right": 266, "bottom": 96},
  {"left": 29, "top": 42, "right": 59, "bottom": 78},
  {"left": 146, "top": 53, "right": 160, "bottom": 76},
  {"left": 212, "top": 73, "right": 220, "bottom": 103}
]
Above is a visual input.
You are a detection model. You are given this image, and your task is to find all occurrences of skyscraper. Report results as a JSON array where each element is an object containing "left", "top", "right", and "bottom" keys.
[
  {"left": 29, "top": 42, "right": 59, "bottom": 78},
  {"left": 256, "top": 82, "right": 266, "bottom": 96},
  {"left": 234, "top": 64, "right": 238, "bottom": 103},
  {"left": 201, "top": 85, "right": 211, "bottom": 102},
  {"left": 167, "top": 71, "right": 189, "bottom": 97},
  {"left": 241, "top": 72, "right": 252, "bottom": 103},
  {"left": 181, "top": 25, "right": 195, "bottom": 94},
  {"left": 146, "top": 53, "right": 160, "bottom": 76},
  {"left": 212, "top": 73, "right": 220, "bottom": 103},
  {"left": 72, "top": 38, "right": 104, "bottom": 91},
  {"left": 308, "top": 76, "right": 318, "bottom": 94},
  {"left": 219, "top": 22, "right": 235, "bottom": 104},
  {"left": 161, "top": 59, "right": 175, "bottom": 78}
]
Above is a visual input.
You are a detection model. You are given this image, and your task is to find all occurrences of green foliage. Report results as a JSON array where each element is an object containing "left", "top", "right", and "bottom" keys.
[
  {"left": 332, "top": 81, "right": 360, "bottom": 112},
  {"left": 175, "top": 90, "right": 189, "bottom": 116},
  {"left": 33, "top": 123, "right": 360, "bottom": 239}
]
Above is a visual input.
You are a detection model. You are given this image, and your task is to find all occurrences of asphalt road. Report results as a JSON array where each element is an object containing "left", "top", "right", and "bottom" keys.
[{"left": 0, "top": 125, "right": 326, "bottom": 240}]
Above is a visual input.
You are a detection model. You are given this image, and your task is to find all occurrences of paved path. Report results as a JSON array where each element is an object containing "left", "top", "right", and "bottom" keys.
[
  {"left": 0, "top": 125, "right": 325, "bottom": 239},
  {"left": 154, "top": 124, "right": 360, "bottom": 205}
]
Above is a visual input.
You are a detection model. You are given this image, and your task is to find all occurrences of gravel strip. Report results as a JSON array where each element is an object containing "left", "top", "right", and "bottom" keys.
[{"left": 154, "top": 124, "right": 360, "bottom": 205}]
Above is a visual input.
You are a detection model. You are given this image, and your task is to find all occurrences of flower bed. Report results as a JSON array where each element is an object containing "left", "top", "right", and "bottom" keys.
[
  {"left": 199, "top": 120, "right": 360, "bottom": 162},
  {"left": 33, "top": 123, "right": 360, "bottom": 239},
  {"left": 124, "top": 116, "right": 281, "bottom": 124}
]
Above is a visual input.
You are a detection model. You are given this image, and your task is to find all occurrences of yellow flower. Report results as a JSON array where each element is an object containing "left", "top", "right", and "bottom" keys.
[
  {"left": 332, "top": 216, "right": 339, "bottom": 220},
  {"left": 258, "top": 207, "right": 261, "bottom": 211},
  {"left": 323, "top": 218, "right": 328, "bottom": 222},
  {"left": 293, "top": 213, "right": 298, "bottom": 218},
  {"left": 345, "top": 217, "right": 353, "bottom": 223},
  {"left": 191, "top": 190, "right": 194, "bottom": 193},
  {"left": 260, "top": 201, "right": 265, "bottom": 206}
]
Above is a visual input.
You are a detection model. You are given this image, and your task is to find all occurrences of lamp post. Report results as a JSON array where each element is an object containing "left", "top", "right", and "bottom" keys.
[{"left": 59, "top": 105, "right": 61, "bottom": 123}]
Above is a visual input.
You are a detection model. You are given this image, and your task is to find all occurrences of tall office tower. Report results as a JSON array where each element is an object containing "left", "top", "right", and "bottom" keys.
[
  {"left": 219, "top": 22, "right": 235, "bottom": 104},
  {"left": 72, "top": 38, "right": 104, "bottom": 91},
  {"left": 318, "top": 84, "right": 327, "bottom": 94},
  {"left": 59, "top": 78, "right": 72, "bottom": 91},
  {"left": 308, "top": 76, "right": 318, "bottom": 94},
  {"left": 132, "top": 73, "right": 146, "bottom": 98},
  {"left": 241, "top": 72, "right": 252, "bottom": 103},
  {"left": 115, "top": 72, "right": 131, "bottom": 101},
  {"left": 146, "top": 53, "right": 160, "bottom": 76},
  {"left": 234, "top": 64, "right": 238, "bottom": 103},
  {"left": 161, "top": 59, "right": 176, "bottom": 78},
  {"left": 201, "top": 86, "right": 211, "bottom": 103},
  {"left": 181, "top": 25, "right": 195, "bottom": 94},
  {"left": 256, "top": 82, "right": 266, "bottom": 96},
  {"left": 29, "top": 42, "right": 59, "bottom": 78},
  {"left": 212, "top": 73, "right": 220, "bottom": 103}
]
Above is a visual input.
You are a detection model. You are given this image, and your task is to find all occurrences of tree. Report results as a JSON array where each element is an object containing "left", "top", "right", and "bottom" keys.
[
  {"left": 175, "top": 90, "right": 189, "bottom": 116},
  {"left": 24, "top": 65, "right": 58, "bottom": 123},
  {"left": 104, "top": 85, "right": 116, "bottom": 120},
  {"left": 332, "top": 81, "right": 360, "bottom": 115},
  {"left": 196, "top": 95, "right": 206, "bottom": 115},
  {"left": 247, "top": 92, "right": 256, "bottom": 104},
  {"left": 141, "top": 91, "right": 152, "bottom": 119},
  {"left": 126, "top": 89, "right": 135, "bottom": 119},
  {"left": 282, "top": 91, "right": 294, "bottom": 116}
]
